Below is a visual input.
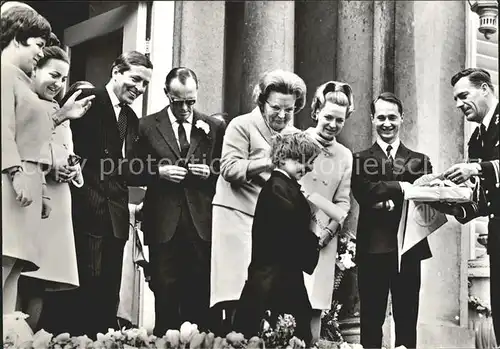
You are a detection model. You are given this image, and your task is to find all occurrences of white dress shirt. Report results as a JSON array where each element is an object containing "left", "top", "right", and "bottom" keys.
[
  {"left": 105, "top": 83, "right": 126, "bottom": 157},
  {"left": 168, "top": 106, "right": 193, "bottom": 149},
  {"left": 376, "top": 137, "right": 400, "bottom": 159}
]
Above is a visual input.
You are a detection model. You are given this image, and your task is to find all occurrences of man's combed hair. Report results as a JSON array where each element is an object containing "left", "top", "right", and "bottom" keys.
[
  {"left": 110, "top": 50, "right": 153, "bottom": 75},
  {"left": 450, "top": 68, "right": 494, "bottom": 91},
  {"left": 270, "top": 132, "right": 321, "bottom": 168},
  {"left": 164, "top": 67, "right": 199, "bottom": 92},
  {"left": 1, "top": 6, "right": 51, "bottom": 51},
  {"left": 371, "top": 92, "right": 404, "bottom": 116}
]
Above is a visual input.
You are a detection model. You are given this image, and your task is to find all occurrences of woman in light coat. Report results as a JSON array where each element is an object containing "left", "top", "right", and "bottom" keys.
[
  {"left": 299, "top": 81, "right": 354, "bottom": 343},
  {"left": 210, "top": 70, "right": 307, "bottom": 332}
]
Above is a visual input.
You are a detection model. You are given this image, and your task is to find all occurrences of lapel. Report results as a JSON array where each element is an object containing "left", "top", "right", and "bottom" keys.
[
  {"left": 156, "top": 106, "right": 181, "bottom": 158},
  {"left": 484, "top": 103, "right": 499, "bottom": 149},
  {"left": 186, "top": 110, "right": 205, "bottom": 160},
  {"left": 125, "top": 109, "right": 139, "bottom": 156},
  {"left": 97, "top": 88, "right": 122, "bottom": 153},
  {"left": 251, "top": 107, "right": 274, "bottom": 146},
  {"left": 369, "top": 142, "right": 393, "bottom": 178},
  {"left": 393, "top": 142, "right": 412, "bottom": 177}
]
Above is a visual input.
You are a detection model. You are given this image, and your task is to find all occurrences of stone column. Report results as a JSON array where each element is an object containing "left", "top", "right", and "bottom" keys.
[
  {"left": 335, "top": 1, "right": 375, "bottom": 344},
  {"left": 173, "top": 1, "right": 226, "bottom": 115},
  {"left": 394, "top": 1, "right": 474, "bottom": 347},
  {"left": 240, "top": 1, "right": 295, "bottom": 113},
  {"left": 294, "top": 1, "right": 339, "bottom": 129}
]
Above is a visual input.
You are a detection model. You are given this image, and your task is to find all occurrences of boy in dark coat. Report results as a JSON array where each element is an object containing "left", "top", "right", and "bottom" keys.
[{"left": 233, "top": 132, "right": 321, "bottom": 344}]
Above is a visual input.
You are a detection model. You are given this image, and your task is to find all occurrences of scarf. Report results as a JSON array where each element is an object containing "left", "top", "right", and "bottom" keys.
[{"left": 305, "top": 127, "right": 336, "bottom": 149}]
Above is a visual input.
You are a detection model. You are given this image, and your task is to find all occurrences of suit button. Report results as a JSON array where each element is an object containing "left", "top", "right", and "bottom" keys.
[
  {"left": 496, "top": 183, "right": 500, "bottom": 188},
  {"left": 312, "top": 176, "right": 317, "bottom": 181},
  {"left": 487, "top": 202, "right": 491, "bottom": 207},
  {"left": 485, "top": 190, "right": 489, "bottom": 195},
  {"left": 490, "top": 214, "right": 495, "bottom": 219},
  {"left": 104, "top": 149, "right": 110, "bottom": 155}
]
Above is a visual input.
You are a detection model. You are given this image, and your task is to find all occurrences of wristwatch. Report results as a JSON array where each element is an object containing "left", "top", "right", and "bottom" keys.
[{"left": 325, "top": 227, "right": 336, "bottom": 238}]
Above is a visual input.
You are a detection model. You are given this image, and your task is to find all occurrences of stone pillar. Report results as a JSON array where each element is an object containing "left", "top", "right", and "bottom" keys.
[
  {"left": 173, "top": 1, "right": 226, "bottom": 115},
  {"left": 240, "top": 1, "right": 295, "bottom": 113},
  {"left": 394, "top": 1, "right": 474, "bottom": 347},
  {"left": 294, "top": 1, "right": 339, "bottom": 129},
  {"left": 335, "top": 2, "right": 375, "bottom": 344},
  {"left": 372, "top": 3, "right": 398, "bottom": 347}
]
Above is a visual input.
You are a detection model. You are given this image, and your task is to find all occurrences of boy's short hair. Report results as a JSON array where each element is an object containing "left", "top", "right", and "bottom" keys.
[{"left": 270, "top": 132, "right": 321, "bottom": 168}]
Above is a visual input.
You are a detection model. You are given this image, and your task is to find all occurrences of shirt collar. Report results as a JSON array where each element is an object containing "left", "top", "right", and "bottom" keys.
[
  {"left": 105, "top": 82, "right": 122, "bottom": 108},
  {"left": 376, "top": 137, "right": 400, "bottom": 154},
  {"left": 274, "top": 168, "right": 291, "bottom": 179},
  {"left": 168, "top": 106, "right": 193, "bottom": 125},
  {"left": 482, "top": 102, "right": 497, "bottom": 130}
]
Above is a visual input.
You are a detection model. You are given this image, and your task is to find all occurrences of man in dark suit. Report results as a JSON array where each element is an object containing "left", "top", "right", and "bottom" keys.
[
  {"left": 352, "top": 92, "right": 433, "bottom": 349},
  {"left": 136, "top": 67, "right": 225, "bottom": 335},
  {"left": 433, "top": 68, "right": 499, "bottom": 341},
  {"left": 66, "top": 51, "right": 153, "bottom": 337}
]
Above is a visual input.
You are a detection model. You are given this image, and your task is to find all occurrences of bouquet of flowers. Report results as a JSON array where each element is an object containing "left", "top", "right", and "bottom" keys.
[
  {"left": 259, "top": 313, "right": 306, "bottom": 349},
  {"left": 320, "top": 233, "right": 357, "bottom": 343}
]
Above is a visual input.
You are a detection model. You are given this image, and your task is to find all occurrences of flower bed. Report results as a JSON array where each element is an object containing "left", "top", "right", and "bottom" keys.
[{"left": 3, "top": 312, "right": 364, "bottom": 349}]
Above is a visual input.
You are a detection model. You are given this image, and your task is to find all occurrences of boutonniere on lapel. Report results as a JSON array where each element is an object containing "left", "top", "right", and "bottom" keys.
[{"left": 195, "top": 119, "right": 210, "bottom": 135}]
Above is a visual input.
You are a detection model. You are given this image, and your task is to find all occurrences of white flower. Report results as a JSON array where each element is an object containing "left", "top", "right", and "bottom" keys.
[
  {"left": 195, "top": 119, "right": 210, "bottom": 135},
  {"left": 338, "top": 252, "right": 356, "bottom": 270}
]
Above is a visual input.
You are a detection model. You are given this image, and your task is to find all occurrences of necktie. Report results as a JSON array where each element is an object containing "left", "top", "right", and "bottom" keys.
[
  {"left": 479, "top": 124, "right": 487, "bottom": 148},
  {"left": 177, "top": 119, "right": 190, "bottom": 157},
  {"left": 386, "top": 144, "right": 394, "bottom": 167},
  {"left": 117, "top": 104, "right": 129, "bottom": 144}
]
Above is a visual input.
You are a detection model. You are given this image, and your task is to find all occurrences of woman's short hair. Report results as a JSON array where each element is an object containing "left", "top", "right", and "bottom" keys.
[
  {"left": 36, "top": 46, "right": 69, "bottom": 69},
  {"left": 311, "top": 81, "right": 355, "bottom": 119},
  {"left": 253, "top": 69, "right": 307, "bottom": 113},
  {"left": 1, "top": 6, "right": 51, "bottom": 51},
  {"left": 110, "top": 50, "right": 153, "bottom": 75},
  {"left": 270, "top": 132, "right": 321, "bottom": 168},
  {"left": 451, "top": 68, "right": 494, "bottom": 92},
  {"left": 59, "top": 80, "right": 94, "bottom": 106}
]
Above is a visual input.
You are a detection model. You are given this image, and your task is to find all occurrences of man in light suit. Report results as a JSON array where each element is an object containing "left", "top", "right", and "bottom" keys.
[
  {"left": 65, "top": 51, "right": 153, "bottom": 337},
  {"left": 136, "top": 67, "right": 225, "bottom": 335},
  {"left": 351, "top": 92, "right": 433, "bottom": 349},
  {"left": 433, "top": 68, "right": 499, "bottom": 341}
]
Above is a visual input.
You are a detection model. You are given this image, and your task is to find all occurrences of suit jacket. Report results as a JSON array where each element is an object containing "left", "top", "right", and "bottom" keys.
[
  {"left": 457, "top": 104, "right": 499, "bottom": 253},
  {"left": 70, "top": 87, "right": 141, "bottom": 239},
  {"left": 352, "top": 142, "right": 433, "bottom": 261},
  {"left": 240, "top": 171, "right": 319, "bottom": 315},
  {"left": 212, "top": 107, "right": 298, "bottom": 216},
  {"left": 136, "top": 107, "right": 225, "bottom": 244}
]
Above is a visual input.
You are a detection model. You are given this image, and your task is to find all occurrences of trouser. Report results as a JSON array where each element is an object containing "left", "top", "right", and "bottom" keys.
[
  {"left": 358, "top": 251, "right": 421, "bottom": 349},
  {"left": 149, "top": 199, "right": 212, "bottom": 336},
  {"left": 42, "top": 233, "right": 126, "bottom": 338},
  {"left": 489, "top": 218, "right": 500, "bottom": 343}
]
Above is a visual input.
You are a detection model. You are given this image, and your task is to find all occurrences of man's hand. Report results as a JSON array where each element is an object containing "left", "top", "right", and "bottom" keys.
[
  {"left": 188, "top": 164, "right": 211, "bottom": 179},
  {"left": 41, "top": 198, "right": 51, "bottom": 219},
  {"left": 11, "top": 172, "right": 32, "bottom": 207},
  {"left": 428, "top": 201, "right": 464, "bottom": 218},
  {"left": 158, "top": 165, "right": 188, "bottom": 183},
  {"left": 443, "top": 163, "right": 480, "bottom": 185},
  {"left": 372, "top": 200, "right": 395, "bottom": 211},
  {"left": 58, "top": 90, "right": 95, "bottom": 121}
]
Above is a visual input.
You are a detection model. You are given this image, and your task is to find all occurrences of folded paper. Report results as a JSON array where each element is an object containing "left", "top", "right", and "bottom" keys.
[{"left": 397, "top": 200, "right": 448, "bottom": 271}]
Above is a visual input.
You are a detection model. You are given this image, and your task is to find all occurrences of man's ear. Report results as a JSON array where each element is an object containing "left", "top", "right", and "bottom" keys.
[{"left": 480, "top": 82, "right": 490, "bottom": 95}]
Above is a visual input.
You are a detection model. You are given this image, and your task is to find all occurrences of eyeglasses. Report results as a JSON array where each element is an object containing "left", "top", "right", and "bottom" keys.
[
  {"left": 169, "top": 96, "right": 196, "bottom": 107},
  {"left": 265, "top": 101, "right": 295, "bottom": 116}
]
